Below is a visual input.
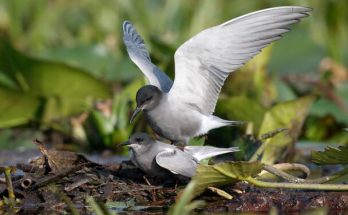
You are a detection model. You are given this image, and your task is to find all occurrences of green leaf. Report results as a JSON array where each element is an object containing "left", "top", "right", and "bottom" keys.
[
  {"left": 312, "top": 145, "right": 348, "bottom": 165},
  {"left": 216, "top": 96, "right": 267, "bottom": 134},
  {"left": 310, "top": 97, "right": 348, "bottom": 124},
  {"left": 41, "top": 45, "right": 141, "bottom": 82},
  {"left": 256, "top": 96, "right": 315, "bottom": 164},
  {"left": 310, "top": 78, "right": 348, "bottom": 126},
  {"left": 188, "top": 137, "right": 205, "bottom": 146},
  {"left": 274, "top": 78, "right": 297, "bottom": 102},
  {"left": 111, "top": 79, "right": 145, "bottom": 143},
  {"left": 83, "top": 79, "right": 144, "bottom": 148},
  {"left": 0, "top": 35, "right": 111, "bottom": 127},
  {"left": 191, "top": 161, "right": 264, "bottom": 198},
  {"left": 0, "top": 87, "right": 40, "bottom": 127},
  {"left": 168, "top": 181, "right": 205, "bottom": 215}
]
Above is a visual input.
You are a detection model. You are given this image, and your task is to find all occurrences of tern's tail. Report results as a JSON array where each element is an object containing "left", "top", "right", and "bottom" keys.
[
  {"left": 225, "top": 120, "right": 245, "bottom": 126},
  {"left": 199, "top": 115, "right": 245, "bottom": 136},
  {"left": 213, "top": 116, "right": 245, "bottom": 127}
]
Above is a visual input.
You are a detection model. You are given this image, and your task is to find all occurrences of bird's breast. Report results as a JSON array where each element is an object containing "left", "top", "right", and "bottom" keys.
[{"left": 145, "top": 102, "right": 203, "bottom": 141}]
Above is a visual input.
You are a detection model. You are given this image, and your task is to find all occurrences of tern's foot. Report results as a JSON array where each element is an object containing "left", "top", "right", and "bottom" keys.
[
  {"left": 176, "top": 145, "right": 185, "bottom": 151},
  {"left": 171, "top": 141, "right": 186, "bottom": 151}
]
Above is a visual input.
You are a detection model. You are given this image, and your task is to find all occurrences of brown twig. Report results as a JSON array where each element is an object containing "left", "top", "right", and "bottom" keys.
[
  {"left": 29, "top": 163, "right": 88, "bottom": 190},
  {"left": 64, "top": 178, "right": 90, "bottom": 192}
]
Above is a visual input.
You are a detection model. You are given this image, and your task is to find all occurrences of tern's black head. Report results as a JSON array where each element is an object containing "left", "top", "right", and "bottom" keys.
[
  {"left": 130, "top": 85, "right": 163, "bottom": 123},
  {"left": 125, "top": 133, "right": 153, "bottom": 150},
  {"left": 129, "top": 132, "right": 151, "bottom": 144},
  {"left": 135, "top": 85, "right": 162, "bottom": 110}
]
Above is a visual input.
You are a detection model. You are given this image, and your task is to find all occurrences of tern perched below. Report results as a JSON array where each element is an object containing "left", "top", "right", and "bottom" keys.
[
  {"left": 122, "top": 133, "right": 239, "bottom": 178},
  {"left": 123, "top": 6, "right": 311, "bottom": 145}
]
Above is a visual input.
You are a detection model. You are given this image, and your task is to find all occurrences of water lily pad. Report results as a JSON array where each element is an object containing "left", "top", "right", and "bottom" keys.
[{"left": 191, "top": 161, "right": 264, "bottom": 197}]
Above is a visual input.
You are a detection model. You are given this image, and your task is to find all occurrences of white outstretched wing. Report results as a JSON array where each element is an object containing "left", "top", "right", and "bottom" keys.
[
  {"left": 156, "top": 148, "right": 197, "bottom": 177},
  {"left": 123, "top": 21, "right": 173, "bottom": 92},
  {"left": 184, "top": 146, "right": 239, "bottom": 161},
  {"left": 169, "top": 6, "right": 311, "bottom": 115}
]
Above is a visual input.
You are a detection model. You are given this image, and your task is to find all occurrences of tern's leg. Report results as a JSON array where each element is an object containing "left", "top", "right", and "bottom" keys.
[
  {"left": 171, "top": 140, "right": 186, "bottom": 151},
  {"left": 171, "top": 140, "right": 182, "bottom": 145},
  {"left": 170, "top": 140, "right": 187, "bottom": 151}
]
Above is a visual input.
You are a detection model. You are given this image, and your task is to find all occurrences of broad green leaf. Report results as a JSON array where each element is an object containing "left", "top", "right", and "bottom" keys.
[
  {"left": 244, "top": 45, "right": 274, "bottom": 101},
  {"left": 0, "top": 87, "right": 40, "bottom": 128},
  {"left": 113, "top": 79, "right": 144, "bottom": 129},
  {"left": 216, "top": 96, "right": 267, "bottom": 134},
  {"left": 274, "top": 78, "right": 297, "bottom": 102},
  {"left": 311, "top": 97, "right": 348, "bottom": 124},
  {"left": 41, "top": 45, "right": 141, "bottom": 82},
  {"left": 112, "top": 79, "right": 145, "bottom": 143},
  {"left": 223, "top": 45, "right": 276, "bottom": 106},
  {"left": 312, "top": 145, "right": 348, "bottom": 165},
  {"left": 313, "top": 80, "right": 348, "bottom": 121},
  {"left": 269, "top": 29, "right": 325, "bottom": 75},
  {"left": 191, "top": 161, "right": 264, "bottom": 198},
  {"left": 0, "top": 35, "right": 111, "bottom": 127},
  {"left": 257, "top": 96, "right": 315, "bottom": 164}
]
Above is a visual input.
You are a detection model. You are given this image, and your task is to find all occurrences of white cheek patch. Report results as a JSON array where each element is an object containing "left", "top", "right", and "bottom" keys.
[{"left": 129, "top": 144, "right": 140, "bottom": 149}]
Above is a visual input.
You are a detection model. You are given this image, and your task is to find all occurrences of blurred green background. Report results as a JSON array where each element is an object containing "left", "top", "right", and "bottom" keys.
[{"left": 0, "top": 0, "right": 347, "bottom": 155}]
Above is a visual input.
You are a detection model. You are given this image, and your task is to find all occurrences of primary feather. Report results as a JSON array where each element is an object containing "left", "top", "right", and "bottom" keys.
[
  {"left": 169, "top": 6, "right": 311, "bottom": 115},
  {"left": 123, "top": 21, "right": 173, "bottom": 92}
]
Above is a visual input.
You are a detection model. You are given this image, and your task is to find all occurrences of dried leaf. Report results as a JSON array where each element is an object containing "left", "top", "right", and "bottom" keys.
[
  {"left": 34, "top": 139, "right": 81, "bottom": 173},
  {"left": 207, "top": 187, "right": 233, "bottom": 200}
]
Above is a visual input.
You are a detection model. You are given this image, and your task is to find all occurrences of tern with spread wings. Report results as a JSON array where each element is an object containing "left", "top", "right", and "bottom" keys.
[{"left": 123, "top": 6, "right": 311, "bottom": 145}]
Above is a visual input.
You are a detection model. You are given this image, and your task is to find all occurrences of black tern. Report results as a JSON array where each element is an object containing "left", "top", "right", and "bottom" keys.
[
  {"left": 122, "top": 133, "right": 239, "bottom": 178},
  {"left": 123, "top": 6, "right": 311, "bottom": 145}
]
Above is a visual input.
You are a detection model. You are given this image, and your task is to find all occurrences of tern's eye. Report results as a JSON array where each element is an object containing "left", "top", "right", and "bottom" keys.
[
  {"left": 145, "top": 96, "right": 153, "bottom": 101},
  {"left": 135, "top": 137, "right": 144, "bottom": 142}
]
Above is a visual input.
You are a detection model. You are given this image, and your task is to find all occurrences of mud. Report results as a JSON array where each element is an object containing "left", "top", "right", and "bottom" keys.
[{"left": 1, "top": 145, "right": 348, "bottom": 214}]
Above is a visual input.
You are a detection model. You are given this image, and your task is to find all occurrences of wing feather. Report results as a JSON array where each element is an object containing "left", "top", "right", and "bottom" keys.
[
  {"left": 156, "top": 149, "right": 197, "bottom": 177},
  {"left": 184, "top": 146, "right": 239, "bottom": 161},
  {"left": 169, "top": 6, "right": 311, "bottom": 114},
  {"left": 123, "top": 21, "right": 173, "bottom": 92}
]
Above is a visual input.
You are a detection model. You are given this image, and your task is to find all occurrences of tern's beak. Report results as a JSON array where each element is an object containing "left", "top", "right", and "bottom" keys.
[
  {"left": 120, "top": 141, "right": 130, "bottom": 146},
  {"left": 130, "top": 106, "right": 143, "bottom": 123}
]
